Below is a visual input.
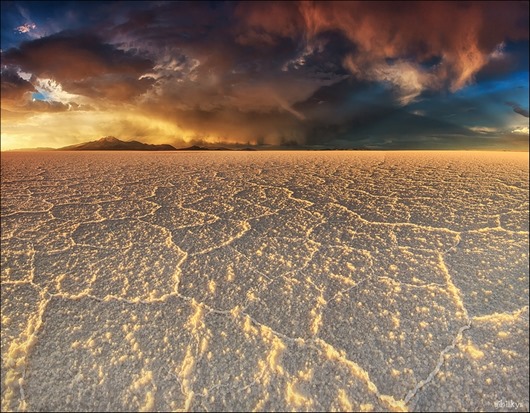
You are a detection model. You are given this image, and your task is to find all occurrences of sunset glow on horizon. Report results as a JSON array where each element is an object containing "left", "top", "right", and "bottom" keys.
[{"left": 1, "top": 1, "right": 529, "bottom": 150}]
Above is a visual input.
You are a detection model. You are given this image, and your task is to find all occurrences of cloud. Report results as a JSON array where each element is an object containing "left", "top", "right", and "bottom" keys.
[
  {"left": 512, "top": 126, "right": 529, "bottom": 134},
  {"left": 1, "top": 1, "right": 528, "bottom": 149},
  {"left": 489, "top": 42, "right": 506, "bottom": 60},
  {"left": 4, "top": 32, "right": 152, "bottom": 80},
  {"left": 343, "top": 57, "right": 437, "bottom": 105},
  {"left": 341, "top": 3, "right": 524, "bottom": 91},
  {"left": 15, "top": 23, "right": 36, "bottom": 34},
  {"left": 33, "top": 77, "right": 82, "bottom": 103},
  {"left": 140, "top": 102, "right": 306, "bottom": 147},
  {"left": 237, "top": 1, "right": 528, "bottom": 94},
  {"left": 0, "top": 67, "right": 91, "bottom": 115},
  {"left": 506, "top": 101, "right": 529, "bottom": 118},
  {"left": 2, "top": 31, "right": 154, "bottom": 101},
  {"left": 0, "top": 67, "right": 35, "bottom": 102},
  {"left": 469, "top": 126, "right": 499, "bottom": 134},
  {"left": 233, "top": 1, "right": 304, "bottom": 45}
]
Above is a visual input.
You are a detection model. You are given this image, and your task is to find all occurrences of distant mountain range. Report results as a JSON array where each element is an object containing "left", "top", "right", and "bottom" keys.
[
  {"left": 175, "top": 145, "right": 232, "bottom": 151},
  {"left": 6, "top": 136, "right": 256, "bottom": 151},
  {"left": 57, "top": 136, "right": 177, "bottom": 151}
]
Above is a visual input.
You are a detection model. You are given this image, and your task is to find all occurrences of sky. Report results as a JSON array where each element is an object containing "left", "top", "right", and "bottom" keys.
[{"left": 1, "top": 1, "right": 529, "bottom": 150}]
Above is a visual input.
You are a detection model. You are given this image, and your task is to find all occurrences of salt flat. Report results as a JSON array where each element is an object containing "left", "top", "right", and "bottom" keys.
[{"left": 1, "top": 151, "right": 528, "bottom": 412}]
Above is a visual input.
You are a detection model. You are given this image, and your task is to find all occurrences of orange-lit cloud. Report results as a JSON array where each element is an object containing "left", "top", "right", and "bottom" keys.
[
  {"left": 294, "top": 1, "right": 526, "bottom": 93},
  {"left": 15, "top": 22, "right": 36, "bottom": 34},
  {"left": 1, "top": 1, "right": 528, "bottom": 150}
]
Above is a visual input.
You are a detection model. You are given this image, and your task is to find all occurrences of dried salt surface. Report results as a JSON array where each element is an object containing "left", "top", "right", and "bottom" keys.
[{"left": 1, "top": 150, "right": 528, "bottom": 412}]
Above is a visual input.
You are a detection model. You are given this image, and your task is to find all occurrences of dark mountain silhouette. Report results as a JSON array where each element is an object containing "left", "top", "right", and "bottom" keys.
[
  {"left": 176, "top": 145, "right": 210, "bottom": 151},
  {"left": 8, "top": 138, "right": 259, "bottom": 152},
  {"left": 57, "top": 136, "right": 177, "bottom": 151},
  {"left": 176, "top": 145, "right": 232, "bottom": 151}
]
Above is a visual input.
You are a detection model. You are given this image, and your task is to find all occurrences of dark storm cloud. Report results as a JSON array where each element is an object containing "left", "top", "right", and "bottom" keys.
[
  {"left": 113, "top": 0, "right": 528, "bottom": 146},
  {"left": 0, "top": 67, "right": 35, "bottom": 101},
  {"left": 237, "top": 1, "right": 529, "bottom": 91},
  {"left": 1, "top": 1, "right": 528, "bottom": 149},
  {"left": 2, "top": 31, "right": 155, "bottom": 100},
  {"left": 303, "top": 102, "right": 476, "bottom": 147},
  {"left": 506, "top": 101, "right": 530, "bottom": 118},
  {"left": 3, "top": 31, "right": 153, "bottom": 80}
]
